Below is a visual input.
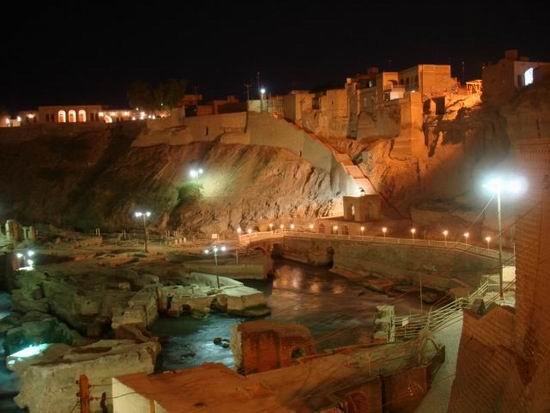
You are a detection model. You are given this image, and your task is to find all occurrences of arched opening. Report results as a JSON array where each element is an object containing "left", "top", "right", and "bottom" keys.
[
  {"left": 318, "top": 223, "right": 325, "bottom": 234},
  {"left": 68, "top": 110, "right": 77, "bottom": 123},
  {"left": 78, "top": 110, "right": 87, "bottom": 122},
  {"left": 342, "top": 226, "right": 349, "bottom": 235},
  {"left": 291, "top": 347, "right": 306, "bottom": 360},
  {"left": 57, "top": 110, "right": 67, "bottom": 123}
]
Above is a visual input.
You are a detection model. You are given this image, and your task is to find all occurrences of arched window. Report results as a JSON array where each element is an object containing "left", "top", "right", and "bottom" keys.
[
  {"left": 68, "top": 110, "right": 77, "bottom": 123},
  {"left": 57, "top": 110, "right": 67, "bottom": 123},
  {"left": 78, "top": 110, "right": 87, "bottom": 123}
]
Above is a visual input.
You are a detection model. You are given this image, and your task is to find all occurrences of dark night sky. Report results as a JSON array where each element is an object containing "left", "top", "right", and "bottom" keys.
[{"left": 1, "top": 0, "right": 549, "bottom": 111}]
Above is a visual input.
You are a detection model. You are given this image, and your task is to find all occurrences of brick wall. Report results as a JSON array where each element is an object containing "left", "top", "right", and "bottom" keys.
[{"left": 449, "top": 138, "right": 550, "bottom": 412}]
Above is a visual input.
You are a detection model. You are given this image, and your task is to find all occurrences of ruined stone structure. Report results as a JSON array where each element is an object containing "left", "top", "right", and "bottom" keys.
[
  {"left": 483, "top": 49, "right": 550, "bottom": 106},
  {"left": 343, "top": 195, "right": 382, "bottom": 222},
  {"left": 231, "top": 320, "right": 315, "bottom": 374},
  {"left": 448, "top": 138, "right": 550, "bottom": 412}
]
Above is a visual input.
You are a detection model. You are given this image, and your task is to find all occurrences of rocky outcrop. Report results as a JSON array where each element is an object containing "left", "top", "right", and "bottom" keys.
[{"left": 0, "top": 125, "right": 338, "bottom": 235}]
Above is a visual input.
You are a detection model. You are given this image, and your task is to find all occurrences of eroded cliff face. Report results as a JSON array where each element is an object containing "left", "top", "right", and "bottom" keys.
[{"left": 0, "top": 125, "right": 337, "bottom": 234}]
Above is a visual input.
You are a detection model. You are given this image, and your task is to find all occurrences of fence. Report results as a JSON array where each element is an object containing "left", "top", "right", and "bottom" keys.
[
  {"left": 239, "top": 230, "right": 506, "bottom": 260},
  {"left": 393, "top": 278, "right": 516, "bottom": 341}
]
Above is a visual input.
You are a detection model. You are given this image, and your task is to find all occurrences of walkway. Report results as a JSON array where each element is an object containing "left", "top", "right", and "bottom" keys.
[{"left": 239, "top": 230, "right": 508, "bottom": 261}]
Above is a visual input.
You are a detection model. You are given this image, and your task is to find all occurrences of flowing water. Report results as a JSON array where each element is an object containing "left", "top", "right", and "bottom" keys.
[{"left": 151, "top": 259, "right": 421, "bottom": 371}]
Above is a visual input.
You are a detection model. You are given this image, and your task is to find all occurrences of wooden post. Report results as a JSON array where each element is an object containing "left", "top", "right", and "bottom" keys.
[{"left": 78, "top": 374, "right": 90, "bottom": 413}]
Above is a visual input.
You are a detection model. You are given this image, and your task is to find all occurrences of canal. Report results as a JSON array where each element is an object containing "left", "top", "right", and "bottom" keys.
[{"left": 151, "top": 259, "right": 421, "bottom": 371}]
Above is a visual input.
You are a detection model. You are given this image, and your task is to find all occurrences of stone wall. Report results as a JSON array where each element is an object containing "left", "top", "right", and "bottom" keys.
[
  {"left": 279, "top": 236, "right": 498, "bottom": 290},
  {"left": 449, "top": 138, "right": 550, "bottom": 412}
]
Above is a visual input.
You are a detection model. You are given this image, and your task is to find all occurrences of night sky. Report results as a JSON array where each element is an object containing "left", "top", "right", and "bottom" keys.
[{"left": 2, "top": 0, "right": 549, "bottom": 111}]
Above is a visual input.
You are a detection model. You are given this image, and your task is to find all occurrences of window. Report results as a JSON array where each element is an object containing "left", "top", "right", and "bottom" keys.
[
  {"left": 78, "top": 110, "right": 87, "bottom": 122},
  {"left": 68, "top": 110, "right": 77, "bottom": 123},
  {"left": 524, "top": 68, "right": 534, "bottom": 86},
  {"left": 57, "top": 110, "right": 67, "bottom": 123}
]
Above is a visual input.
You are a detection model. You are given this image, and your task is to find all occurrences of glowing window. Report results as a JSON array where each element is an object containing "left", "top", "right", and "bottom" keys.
[
  {"left": 68, "top": 110, "right": 77, "bottom": 123},
  {"left": 524, "top": 68, "right": 534, "bottom": 86},
  {"left": 78, "top": 110, "right": 87, "bottom": 122},
  {"left": 57, "top": 110, "right": 67, "bottom": 123}
]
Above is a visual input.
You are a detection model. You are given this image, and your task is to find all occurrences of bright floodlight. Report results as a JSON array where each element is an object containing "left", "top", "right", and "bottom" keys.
[
  {"left": 145, "top": 211, "right": 151, "bottom": 217},
  {"left": 260, "top": 88, "right": 266, "bottom": 94},
  {"left": 134, "top": 211, "right": 142, "bottom": 218},
  {"left": 198, "top": 168, "right": 204, "bottom": 175},
  {"left": 483, "top": 175, "right": 527, "bottom": 196},
  {"left": 204, "top": 249, "right": 209, "bottom": 254},
  {"left": 189, "top": 169, "right": 198, "bottom": 179},
  {"left": 221, "top": 246, "right": 226, "bottom": 252},
  {"left": 16, "top": 253, "right": 23, "bottom": 259}
]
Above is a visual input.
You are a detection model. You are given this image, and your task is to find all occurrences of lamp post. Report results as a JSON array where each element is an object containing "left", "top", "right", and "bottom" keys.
[
  {"left": 382, "top": 227, "right": 387, "bottom": 239},
  {"left": 485, "top": 236, "right": 492, "bottom": 250},
  {"left": 442, "top": 230, "right": 449, "bottom": 246},
  {"left": 269, "top": 223, "right": 274, "bottom": 232},
  {"left": 290, "top": 224, "right": 295, "bottom": 231},
  {"left": 410, "top": 228, "right": 416, "bottom": 240},
  {"left": 204, "top": 245, "right": 226, "bottom": 289},
  {"left": 134, "top": 211, "right": 151, "bottom": 252},
  {"left": 483, "top": 175, "right": 527, "bottom": 300},
  {"left": 463, "top": 232, "right": 470, "bottom": 244},
  {"left": 189, "top": 168, "right": 204, "bottom": 179},
  {"left": 280, "top": 224, "right": 284, "bottom": 232},
  {"left": 333, "top": 225, "right": 338, "bottom": 235},
  {"left": 308, "top": 223, "right": 314, "bottom": 231},
  {"left": 260, "top": 87, "right": 266, "bottom": 112},
  {"left": 360, "top": 226, "right": 365, "bottom": 237}
]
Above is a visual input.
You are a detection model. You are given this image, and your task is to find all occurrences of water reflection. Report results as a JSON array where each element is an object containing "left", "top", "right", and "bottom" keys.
[{"left": 152, "top": 259, "right": 420, "bottom": 371}]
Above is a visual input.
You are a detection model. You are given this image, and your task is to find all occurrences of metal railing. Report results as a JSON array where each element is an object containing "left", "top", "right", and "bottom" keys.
[
  {"left": 393, "top": 278, "right": 516, "bottom": 341},
  {"left": 239, "top": 230, "right": 506, "bottom": 260}
]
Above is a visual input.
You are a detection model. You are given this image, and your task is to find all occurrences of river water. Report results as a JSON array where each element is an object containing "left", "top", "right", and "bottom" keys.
[{"left": 151, "top": 259, "right": 421, "bottom": 371}]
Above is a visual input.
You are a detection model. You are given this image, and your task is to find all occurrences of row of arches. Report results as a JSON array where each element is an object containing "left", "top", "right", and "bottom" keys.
[{"left": 56, "top": 109, "right": 88, "bottom": 123}]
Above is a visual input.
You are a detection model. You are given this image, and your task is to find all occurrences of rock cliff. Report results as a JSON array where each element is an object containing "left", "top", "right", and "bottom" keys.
[{"left": 0, "top": 124, "right": 337, "bottom": 235}]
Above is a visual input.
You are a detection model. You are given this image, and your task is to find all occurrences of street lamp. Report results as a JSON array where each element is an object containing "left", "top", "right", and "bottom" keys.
[
  {"left": 485, "top": 236, "right": 492, "bottom": 250},
  {"left": 442, "top": 230, "right": 449, "bottom": 246},
  {"left": 290, "top": 224, "right": 295, "bottom": 230},
  {"left": 333, "top": 225, "right": 338, "bottom": 235},
  {"left": 260, "top": 87, "right": 266, "bottom": 112},
  {"left": 134, "top": 211, "right": 152, "bottom": 252},
  {"left": 360, "top": 226, "right": 365, "bottom": 237},
  {"left": 308, "top": 223, "right": 314, "bottom": 231},
  {"left": 463, "top": 232, "right": 470, "bottom": 244},
  {"left": 269, "top": 223, "right": 274, "bottom": 232},
  {"left": 410, "top": 228, "right": 416, "bottom": 240},
  {"left": 189, "top": 168, "right": 204, "bottom": 179},
  {"left": 280, "top": 224, "right": 284, "bottom": 231},
  {"left": 204, "top": 245, "right": 226, "bottom": 289},
  {"left": 482, "top": 174, "right": 527, "bottom": 299},
  {"left": 382, "top": 227, "right": 387, "bottom": 239}
]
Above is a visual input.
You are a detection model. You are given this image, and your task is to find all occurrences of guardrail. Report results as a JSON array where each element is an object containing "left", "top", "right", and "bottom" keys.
[
  {"left": 393, "top": 279, "right": 516, "bottom": 341},
  {"left": 239, "top": 230, "right": 507, "bottom": 260}
]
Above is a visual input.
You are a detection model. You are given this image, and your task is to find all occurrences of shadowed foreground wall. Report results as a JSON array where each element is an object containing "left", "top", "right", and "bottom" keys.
[{"left": 449, "top": 138, "right": 550, "bottom": 413}]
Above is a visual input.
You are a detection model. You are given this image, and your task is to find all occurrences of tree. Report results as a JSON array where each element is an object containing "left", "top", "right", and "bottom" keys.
[
  {"left": 154, "top": 79, "right": 187, "bottom": 109},
  {"left": 127, "top": 81, "right": 154, "bottom": 110}
]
